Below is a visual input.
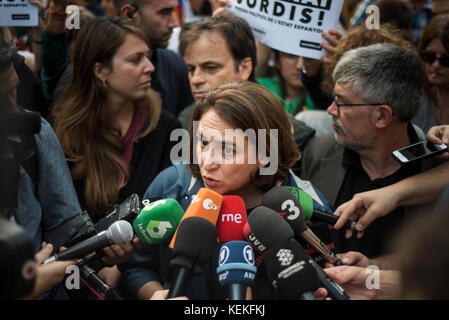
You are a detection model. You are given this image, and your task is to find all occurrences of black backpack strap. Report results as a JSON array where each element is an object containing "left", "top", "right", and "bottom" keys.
[{"left": 7, "top": 107, "right": 39, "bottom": 186}]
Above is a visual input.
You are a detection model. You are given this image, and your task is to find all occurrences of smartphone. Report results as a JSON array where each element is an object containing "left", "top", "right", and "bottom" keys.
[{"left": 392, "top": 141, "right": 448, "bottom": 164}]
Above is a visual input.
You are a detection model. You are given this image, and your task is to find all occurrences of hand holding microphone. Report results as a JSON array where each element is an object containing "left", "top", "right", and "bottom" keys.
[
  {"left": 25, "top": 242, "right": 76, "bottom": 300},
  {"left": 88, "top": 198, "right": 184, "bottom": 268},
  {"left": 44, "top": 220, "right": 134, "bottom": 264}
]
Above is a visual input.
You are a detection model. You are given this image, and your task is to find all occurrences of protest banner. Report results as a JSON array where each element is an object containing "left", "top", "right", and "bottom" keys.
[
  {"left": 0, "top": 0, "right": 38, "bottom": 27},
  {"left": 229, "top": 0, "right": 343, "bottom": 59}
]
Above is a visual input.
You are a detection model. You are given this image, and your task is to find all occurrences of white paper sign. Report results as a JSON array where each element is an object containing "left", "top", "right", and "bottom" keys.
[
  {"left": 229, "top": 0, "right": 343, "bottom": 59},
  {"left": 0, "top": 0, "right": 38, "bottom": 27}
]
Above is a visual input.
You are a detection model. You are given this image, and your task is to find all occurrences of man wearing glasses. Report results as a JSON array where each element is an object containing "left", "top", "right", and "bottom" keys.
[{"left": 300, "top": 43, "right": 437, "bottom": 265}]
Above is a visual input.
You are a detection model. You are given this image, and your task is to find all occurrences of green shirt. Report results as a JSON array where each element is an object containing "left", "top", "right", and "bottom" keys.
[{"left": 257, "top": 76, "right": 316, "bottom": 115}]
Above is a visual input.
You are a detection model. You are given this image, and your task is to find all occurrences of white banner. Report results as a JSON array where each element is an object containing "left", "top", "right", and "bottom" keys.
[
  {"left": 229, "top": 0, "right": 343, "bottom": 59},
  {"left": 0, "top": 0, "right": 38, "bottom": 27}
]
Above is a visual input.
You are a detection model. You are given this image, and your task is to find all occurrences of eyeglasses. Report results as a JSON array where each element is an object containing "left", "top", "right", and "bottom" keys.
[
  {"left": 421, "top": 51, "right": 449, "bottom": 68},
  {"left": 331, "top": 90, "right": 385, "bottom": 117}
]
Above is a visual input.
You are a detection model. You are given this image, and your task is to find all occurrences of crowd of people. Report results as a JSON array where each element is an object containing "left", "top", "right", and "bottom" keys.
[{"left": 2, "top": 0, "right": 449, "bottom": 300}]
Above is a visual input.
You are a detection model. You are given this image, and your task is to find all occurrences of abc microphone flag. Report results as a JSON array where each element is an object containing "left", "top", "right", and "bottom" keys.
[{"left": 169, "top": 188, "right": 223, "bottom": 248}]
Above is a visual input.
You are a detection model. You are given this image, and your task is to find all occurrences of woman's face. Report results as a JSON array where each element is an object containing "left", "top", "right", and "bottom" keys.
[
  {"left": 278, "top": 52, "right": 303, "bottom": 90},
  {"left": 196, "top": 109, "right": 262, "bottom": 197},
  {"left": 423, "top": 38, "right": 449, "bottom": 87},
  {"left": 104, "top": 33, "right": 155, "bottom": 102}
]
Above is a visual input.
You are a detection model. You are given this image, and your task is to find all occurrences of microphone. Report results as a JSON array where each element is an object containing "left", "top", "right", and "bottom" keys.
[
  {"left": 94, "top": 194, "right": 141, "bottom": 233},
  {"left": 0, "top": 218, "right": 37, "bottom": 299},
  {"left": 133, "top": 198, "right": 184, "bottom": 245},
  {"left": 216, "top": 241, "right": 256, "bottom": 300},
  {"left": 287, "top": 186, "right": 357, "bottom": 230},
  {"left": 261, "top": 186, "right": 341, "bottom": 266},
  {"left": 266, "top": 238, "right": 349, "bottom": 300},
  {"left": 168, "top": 217, "right": 218, "bottom": 298},
  {"left": 242, "top": 206, "right": 294, "bottom": 267},
  {"left": 78, "top": 261, "right": 123, "bottom": 300},
  {"left": 264, "top": 238, "right": 320, "bottom": 300},
  {"left": 216, "top": 195, "right": 247, "bottom": 243},
  {"left": 169, "top": 188, "right": 223, "bottom": 249},
  {"left": 44, "top": 220, "right": 134, "bottom": 264}
]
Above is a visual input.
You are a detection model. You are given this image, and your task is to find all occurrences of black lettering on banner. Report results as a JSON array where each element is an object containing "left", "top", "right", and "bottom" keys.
[
  {"left": 252, "top": 27, "right": 266, "bottom": 35},
  {"left": 12, "top": 14, "right": 30, "bottom": 19},
  {"left": 260, "top": 0, "right": 269, "bottom": 13},
  {"left": 273, "top": 2, "right": 284, "bottom": 16},
  {"left": 279, "top": 0, "right": 331, "bottom": 10},
  {"left": 289, "top": 5, "right": 296, "bottom": 20},
  {"left": 247, "top": 0, "right": 257, "bottom": 8},
  {"left": 300, "top": 40, "right": 322, "bottom": 51},
  {"left": 236, "top": 0, "right": 331, "bottom": 26},
  {"left": 299, "top": 8, "right": 313, "bottom": 23},
  {"left": 237, "top": 0, "right": 331, "bottom": 10}
]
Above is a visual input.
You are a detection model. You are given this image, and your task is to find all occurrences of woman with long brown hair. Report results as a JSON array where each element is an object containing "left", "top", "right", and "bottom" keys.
[
  {"left": 54, "top": 17, "right": 179, "bottom": 223},
  {"left": 52, "top": 17, "right": 180, "bottom": 287}
]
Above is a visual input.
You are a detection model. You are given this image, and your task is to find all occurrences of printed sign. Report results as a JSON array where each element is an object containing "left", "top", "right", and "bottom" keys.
[
  {"left": 229, "top": 0, "right": 343, "bottom": 59},
  {"left": 0, "top": 0, "right": 38, "bottom": 27}
]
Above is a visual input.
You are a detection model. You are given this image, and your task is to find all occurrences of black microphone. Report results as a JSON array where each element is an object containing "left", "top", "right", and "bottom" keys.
[
  {"left": 0, "top": 111, "right": 41, "bottom": 136},
  {"left": 265, "top": 238, "right": 321, "bottom": 300},
  {"left": 78, "top": 261, "right": 123, "bottom": 300},
  {"left": 168, "top": 217, "right": 218, "bottom": 298},
  {"left": 262, "top": 186, "right": 341, "bottom": 265},
  {"left": 43, "top": 220, "right": 134, "bottom": 264},
  {"left": 242, "top": 206, "right": 294, "bottom": 267},
  {"left": 0, "top": 218, "right": 37, "bottom": 299},
  {"left": 267, "top": 238, "right": 349, "bottom": 300}
]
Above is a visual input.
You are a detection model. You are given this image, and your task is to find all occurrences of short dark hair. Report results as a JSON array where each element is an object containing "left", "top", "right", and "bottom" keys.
[
  {"left": 0, "top": 39, "right": 16, "bottom": 72},
  {"left": 179, "top": 14, "right": 257, "bottom": 81}
]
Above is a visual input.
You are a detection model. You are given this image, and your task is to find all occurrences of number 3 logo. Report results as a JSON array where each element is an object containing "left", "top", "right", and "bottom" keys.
[{"left": 281, "top": 199, "right": 300, "bottom": 220}]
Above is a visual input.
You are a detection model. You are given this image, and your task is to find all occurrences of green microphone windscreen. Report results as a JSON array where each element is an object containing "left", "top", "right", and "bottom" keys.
[
  {"left": 133, "top": 198, "right": 184, "bottom": 245},
  {"left": 287, "top": 187, "right": 314, "bottom": 221}
]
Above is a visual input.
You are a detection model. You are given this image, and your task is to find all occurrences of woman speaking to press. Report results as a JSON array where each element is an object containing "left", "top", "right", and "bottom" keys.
[{"left": 120, "top": 81, "right": 334, "bottom": 300}]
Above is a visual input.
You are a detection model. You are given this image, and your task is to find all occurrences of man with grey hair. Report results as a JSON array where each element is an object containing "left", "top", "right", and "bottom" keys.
[{"left": 301, "top": 43, "right": 436, "bottom": 261}]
